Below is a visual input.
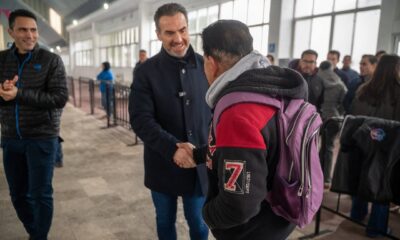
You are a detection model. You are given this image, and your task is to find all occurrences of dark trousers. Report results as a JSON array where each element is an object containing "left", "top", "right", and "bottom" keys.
[
  {"left": 2, "top": 137, "right": 58, "bottom": 240},
  {"left": 351, "top": 197, "right": 389, "bottom": 237},
  {"left": 319, "top": 118, "right": 342, "bottom": 183}
]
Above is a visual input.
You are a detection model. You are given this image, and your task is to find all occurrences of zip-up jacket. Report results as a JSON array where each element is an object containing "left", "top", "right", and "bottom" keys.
[
  {"left": 199, "top": 52, "right": 307, "bottom": 240},
  {"left": 0, "top": 44, "right": 68, "bottom": 139}
]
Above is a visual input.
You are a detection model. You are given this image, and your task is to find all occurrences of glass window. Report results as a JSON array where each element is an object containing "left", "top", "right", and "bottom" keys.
[
  {"left": 261, "top": 25, "right": 269, "bottom": 54},
  {"left": 249, "top": 26, "right": 263, "bottom": 54},
  {"left": 263, "top": 0, "right": 271, "bottom": 23},
  {"left": 61, "top": 54, "right": 69, "bottom": 66},
  {"left": 190, "top": 35, "right": 197, "bottom": 50},
  {"left": 208, "top": 5, "right": 219, "bottom": 25},
  {"left": 310, "top": 16, "right": 331, "bottom": 61},
  {"left": 295, "top": 0, "right": 313, "bottom": 18},
  {"left": 114, "top": 47, "right": 120, "bottom": 67},
  {"left": 107, "top": 48, "right": 113, "bottom": 66},
  {"left": 129, "top": 44, "right": 138, "bottom": 67},
  {"left": 397, "top": 41, "right": 400, "bottom": 55},
  {"left": 358, "top": 0, "right": 381, "bottom": 8},
  {"left": 189, "top": 11, "right": 197, "bottom": 34},
  {"left": 334, "top": 0, "right": 356, "bottom": 11},
  {"left": 150, "top": 40, "right": 162, "bottom": 57},
  {"left": 197, "top": 37, "right": 203, "bottom": 55},
  {"left": 100, "top": 48, "right": 106, "bottom": 63},
  {"left": 352, "top": 10, "right": 380, "bottom": 67},
  {"left": 332, "top": 13, "right": 354, "bottom": 57},
  {"left": 220, "top": 1, "right": 233, "bottom": 19},
  {"left": 122, "top": 31, "right": 126, "bottom": 45},
  {"left": 233, "top": 0, "right": 248, "bottom": 23},
  {"left": 198, "top": 8, "right": 208, "bottom": 33},
  {"left": 313, "top": 0, "right": 333, "bottom": 15},
  {"left": 293, "top": 19, "right": 311, "bottom": 58},
  {"left": 134, "top": 27, "right": 139, "bottom": 43},
  {"left": 247, "top": 0, "right": 264, "bottom": 25},
  {"left": 151, "top": 23, "right": 157, "bottom": 40},
  {"left": 121, "top": 46, "right": 128, "bottom": 67}
]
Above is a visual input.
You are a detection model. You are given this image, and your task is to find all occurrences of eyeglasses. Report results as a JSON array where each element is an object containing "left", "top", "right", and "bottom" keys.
[{"left": 301, "top": 59, "right": 316, "bottom": 65}]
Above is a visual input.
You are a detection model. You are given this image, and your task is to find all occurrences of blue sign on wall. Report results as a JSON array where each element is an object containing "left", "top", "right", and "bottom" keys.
[{"left": 268, "top": 43, "right": 276, "bottom": 53}]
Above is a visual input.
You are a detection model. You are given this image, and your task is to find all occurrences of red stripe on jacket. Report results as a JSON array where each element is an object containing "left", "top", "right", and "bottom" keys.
[{"left": 216, "top": 102, "right": 277, "bottom": 149}]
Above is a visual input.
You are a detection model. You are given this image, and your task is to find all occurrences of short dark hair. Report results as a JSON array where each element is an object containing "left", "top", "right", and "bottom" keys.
[
  {"left": 361, "top": 54, "right": 378, "bottom": 65},
  {"left": 139, "top": 49, "right": 147, "bottom": 53},
  {"left": 319, "top": 60, "right": 332, "bottom": 70},
  {"left": 154, "top": 3, "right": 188, "bottom": 31},
  {"left": 375, "top": 50, "right": 387, "bottom": 57},
  {"left": 202, "top": 20, "right": 253, "bottom": 62},
  {"left": 343, "top": 55, "right": 351, "bottom": 60},
  {"left": 102, "top": 61, "right": 111, "bottom": 71},
  {"left": 301, "top": 49, "right": 318, "bottom": 59},
  {"left": 328, "top": 50, "right": 341, "bottom": 60},
  {"left": 9, "top": 9, "right": 37, "bottom": 29}
]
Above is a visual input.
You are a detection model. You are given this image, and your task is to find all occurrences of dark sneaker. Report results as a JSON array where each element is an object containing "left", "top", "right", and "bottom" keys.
[{"left": 366, "top": 227, "right": 392, "bottom": 238}]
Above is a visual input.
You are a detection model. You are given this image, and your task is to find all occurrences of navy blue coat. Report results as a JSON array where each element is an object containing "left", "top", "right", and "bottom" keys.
[{"left": 129, "top": 46, "right": 211, "bottom": 196}]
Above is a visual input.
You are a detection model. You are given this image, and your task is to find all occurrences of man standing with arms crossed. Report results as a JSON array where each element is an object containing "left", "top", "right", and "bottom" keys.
[
  {"left": 0, "top": 9, "right": 68, "bottom": 240},
  {"left": 129, "top": 3, "right": 210, "bottom": 240}
]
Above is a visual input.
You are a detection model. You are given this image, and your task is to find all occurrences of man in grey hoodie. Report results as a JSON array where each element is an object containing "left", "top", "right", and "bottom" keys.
[{"left": 317, "top": 61, "right": 347, "bottom": 187}]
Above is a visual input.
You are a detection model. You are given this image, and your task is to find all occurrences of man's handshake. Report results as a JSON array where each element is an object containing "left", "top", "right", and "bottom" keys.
[{"left": 173, "top": 142, "right": 196, "bottom": 168}]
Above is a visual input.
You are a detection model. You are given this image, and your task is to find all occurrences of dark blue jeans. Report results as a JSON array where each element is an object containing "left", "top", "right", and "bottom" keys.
[
  {"left": 351, "top": 197, "right": 389, "bottom": 237},
  {"left": 2, "top": 137, "right": 58, "bottom": 240},
  {"left": 151, "top": 191, "right": 209, "bottom": 240}
]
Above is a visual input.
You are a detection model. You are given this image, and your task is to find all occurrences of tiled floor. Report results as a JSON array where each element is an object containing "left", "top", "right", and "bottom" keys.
[{"left": 0, "top": 104, "right": 398, "bottom": 240}]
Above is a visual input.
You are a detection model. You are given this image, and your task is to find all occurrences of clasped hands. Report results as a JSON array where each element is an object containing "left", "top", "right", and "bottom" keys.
[
  {"left": 173, "top": 142, "right": 196, "bottom": 168},
  {"left": 0, "top": 75, "right": 18, "bottom": 101}
]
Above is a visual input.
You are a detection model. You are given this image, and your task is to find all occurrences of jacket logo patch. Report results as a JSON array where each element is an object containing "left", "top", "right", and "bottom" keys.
[
  {"left": 33, "top": 64, "right": 41, "bottom": 71},
  {"left": 370, "top": 128, "right": 385, "bottom": 141},
  {"left": 223, "top": 160, "right": 247, "bottom": 194}
]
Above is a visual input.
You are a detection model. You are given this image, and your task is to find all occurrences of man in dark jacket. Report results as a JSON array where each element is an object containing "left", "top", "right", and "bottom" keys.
[
  {"left": 128, "top": 3, "right": 210, "bottom": 240},
  {"left": 343, "top": 54, "right": 377, "bottom": 113},
  {"left": 0, "top": 9, "right": 68, "bottom": 240},
  {"left": 182, "top": 19, "right": 305, "bottom": 240},
  {"left": 132, "top": 49, "right": 148, "bottom": 79},
  {"left": 327, "top": 50, "right": 350, "bottom": 88},
  {"left": 289, "top": 49, "right": 324, "bottom": 111}
]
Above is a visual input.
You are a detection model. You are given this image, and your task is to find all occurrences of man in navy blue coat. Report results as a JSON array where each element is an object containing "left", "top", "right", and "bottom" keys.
[{"left": 129, "top": 3, "right": 211, "bottom": 240}]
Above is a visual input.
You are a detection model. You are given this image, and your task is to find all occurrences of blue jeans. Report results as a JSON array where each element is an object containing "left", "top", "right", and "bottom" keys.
[
  {"left": 351, "top": 197, "right": 389, "bottom": 237},
  {"left": 151, "top": 191, "right": 209, "bottom": 240},
  {"left": 101, "top": 89, "right": 114, "bottom": 117},
  {"left": 2, "top": 137, "right": 58, "bottom": 240}
]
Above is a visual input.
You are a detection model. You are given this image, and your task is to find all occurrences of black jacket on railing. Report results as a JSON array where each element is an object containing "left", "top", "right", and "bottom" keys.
[
  {"left": 0, "top": 44, "right": 68, "bottom": 139},
  {"left": 331, "top": 115, "right": 400, "bottom": 204},
  {"left": 129, "top": 46, "right": 211, "bottom": 196}
]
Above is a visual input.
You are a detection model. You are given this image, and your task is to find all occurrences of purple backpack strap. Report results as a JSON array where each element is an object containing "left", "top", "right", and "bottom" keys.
[{"left": 213, "top": 92, "right": 281, "bottom": 134}]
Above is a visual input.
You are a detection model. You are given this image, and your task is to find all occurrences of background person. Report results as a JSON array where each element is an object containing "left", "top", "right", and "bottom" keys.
[
  {"left": 96, "top": 61, "right": 114, "bottom": 118},
  {"left": 350, "top": 54, "right": 400, "bottom": 238}
]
